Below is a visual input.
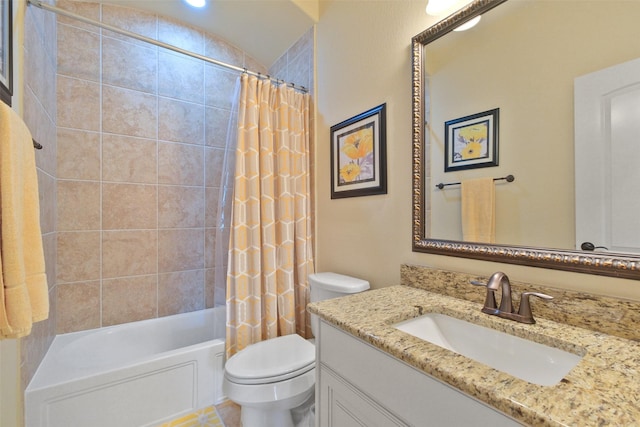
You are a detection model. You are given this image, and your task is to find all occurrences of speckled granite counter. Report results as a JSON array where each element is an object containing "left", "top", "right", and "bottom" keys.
[{"left": 308, "top": 285, "right": 640, "bottom": 426}]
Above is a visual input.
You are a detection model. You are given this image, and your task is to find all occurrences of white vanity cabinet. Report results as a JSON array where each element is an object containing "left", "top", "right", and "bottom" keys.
[{"left": 315, "top": 320, "right": 522, "bottom": 427}]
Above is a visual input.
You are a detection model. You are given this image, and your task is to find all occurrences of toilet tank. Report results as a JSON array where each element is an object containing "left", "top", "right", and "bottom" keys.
[
  {"left": 309, "top": 272, "right": 370, "bottom": 303},
  {"left": 309, "top": 272, "right": 370, "bottom": 338}
]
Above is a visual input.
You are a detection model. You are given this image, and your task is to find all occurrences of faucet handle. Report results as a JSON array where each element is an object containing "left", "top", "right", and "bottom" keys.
[
  {"left": 517, "top": 292, "right": 553, "bottom": 324},
  {"left": 470, "top": 279, "right": 498, "bottom": 314}
]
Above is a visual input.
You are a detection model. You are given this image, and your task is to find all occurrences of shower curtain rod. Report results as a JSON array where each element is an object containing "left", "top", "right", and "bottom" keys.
[{"left": 26, "top": 0, "right": 308, "bottom": 93}]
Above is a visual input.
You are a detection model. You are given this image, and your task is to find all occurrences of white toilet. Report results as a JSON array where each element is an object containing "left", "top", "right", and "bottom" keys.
[{"left": 222, "top": 272, "right": 370, "bottom": 427}]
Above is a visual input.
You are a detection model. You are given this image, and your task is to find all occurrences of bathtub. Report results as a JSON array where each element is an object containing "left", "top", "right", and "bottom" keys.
[{"left": 25, "top": 307, "right": 227, "bottom": 427}]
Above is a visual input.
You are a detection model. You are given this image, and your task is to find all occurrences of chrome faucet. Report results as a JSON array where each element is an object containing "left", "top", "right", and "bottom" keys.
[{"left": 471, "top": 272, "right": 553, "bottom": 324}]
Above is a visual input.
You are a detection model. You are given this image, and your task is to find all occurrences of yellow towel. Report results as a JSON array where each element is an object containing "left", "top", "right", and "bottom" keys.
[
  {"left": 461, "top": 177, "right": 495, "bottom": 243},
  {"left": 0, "top": 102, "right": 49, "bottom": 339}
]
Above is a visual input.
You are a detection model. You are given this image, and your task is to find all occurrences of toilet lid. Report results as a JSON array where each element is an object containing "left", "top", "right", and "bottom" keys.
[{"left": 225, "top": 334, "right": 315, "bottom": 385}]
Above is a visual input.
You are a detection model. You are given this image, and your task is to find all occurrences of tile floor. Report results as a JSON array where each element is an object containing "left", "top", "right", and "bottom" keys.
[{"left": 216, "top": 400, "right": 241, "bottom": 427}]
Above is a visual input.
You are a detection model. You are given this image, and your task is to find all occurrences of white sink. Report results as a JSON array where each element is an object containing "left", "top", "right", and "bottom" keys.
[{"left": 394, "top": 313, "right": 583, "bottom": 386}]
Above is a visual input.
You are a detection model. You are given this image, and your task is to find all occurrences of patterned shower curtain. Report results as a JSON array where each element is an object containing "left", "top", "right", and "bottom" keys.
[{"left": 225, "top": 74, "right": 315, "bottom": 358}]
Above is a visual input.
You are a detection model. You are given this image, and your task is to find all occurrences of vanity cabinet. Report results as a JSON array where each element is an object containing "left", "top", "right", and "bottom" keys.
[{"left": 316, "top": 320, "right": 521, "bottom": 427}]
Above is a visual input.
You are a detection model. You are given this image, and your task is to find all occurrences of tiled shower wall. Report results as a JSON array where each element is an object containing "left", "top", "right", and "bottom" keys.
[
  {"left": 54, "top": 0, "right": 263, "bottom": 333},
  {"left": 22, "top": 0, "right": 58, "bottom": 395},
  {"left": 54, "top": 1, "right": 315, "bottom": 334}
]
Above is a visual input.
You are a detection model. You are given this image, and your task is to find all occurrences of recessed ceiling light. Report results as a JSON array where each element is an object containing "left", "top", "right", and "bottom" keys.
[{"left": 184, "top": 0, "right": 206, "bottom": 8}]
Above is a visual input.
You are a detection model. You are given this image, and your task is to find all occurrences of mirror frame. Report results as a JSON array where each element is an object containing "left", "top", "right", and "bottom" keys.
[{"left": 411, "top": 0, "right": 640, "bottom": 280}]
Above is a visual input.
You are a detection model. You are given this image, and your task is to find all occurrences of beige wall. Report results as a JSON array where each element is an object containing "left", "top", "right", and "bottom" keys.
[{"left": 315, "top": 0, "right": 640, "bottom": 301}]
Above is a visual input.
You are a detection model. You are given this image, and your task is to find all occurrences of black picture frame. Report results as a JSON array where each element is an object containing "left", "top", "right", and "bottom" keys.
[
  {"left": 0, "top": 0, "right": 13, "bottom": 106},
  {"left": 330, "top": 103, "right": 387, "bottom": 199},
  {"left": 444, "top": 108, "right": 499, "bottom": 172}
]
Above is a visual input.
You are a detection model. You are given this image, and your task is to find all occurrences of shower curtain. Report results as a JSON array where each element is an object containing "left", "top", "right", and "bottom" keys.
[{"left": 226, "top": 74, "right": 315, "bottom": 357}]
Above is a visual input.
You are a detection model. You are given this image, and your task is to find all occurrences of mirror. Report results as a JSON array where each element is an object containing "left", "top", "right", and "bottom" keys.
[{"left": 412, "top": 0, "right": 640, "bottom": 279}]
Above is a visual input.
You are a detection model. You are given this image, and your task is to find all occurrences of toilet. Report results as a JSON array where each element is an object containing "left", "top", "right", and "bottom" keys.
[{"left": 222, "top": 272, "right": 370, "bottom": 427}]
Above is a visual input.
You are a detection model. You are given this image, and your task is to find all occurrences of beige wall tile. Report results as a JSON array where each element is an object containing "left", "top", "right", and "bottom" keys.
[
  {"left": 269, "top": 54, "right": 288, "bottom": 82},
  {"left": 158, "top": 97, "right": 205, "bottom": 145},
  {"left": 37, "top": 170, "right": 56, "bottom": 235},
  {"left": 23, "top": 1, "right": 59, "bottom": 394},
  {"left": 57, "top": 24, "right": 100, "bottom": 81},
  {"left": 57, "top": 232, "right": 101, "bottom": 283},
  {"left": 102, "top": 37, "right": 158, "bottom": 94},
  {"left": 57, "top": 181, "right": 101, "bottom": 231},
  {"left": 204, "top": 66, "right": 238, "bottom": 109},
  {"left": 25, "top": 88, "right": 56, "bottom": 173},
  {"left": 158, "top": 17, "right": 204, "bottom": 55},
  {"left": 102, "top": 275, "right": 157, "bottom": 325},
  {"left": 204, "top": 33, "right": 244, "bottom": 68},
  {"left": 158, "top": 228, "right": 204, "bottom": 273},
  {"left": 205, "top": 146, "right": 225, "bottom": 188},
  {"left": 102, "top": 134, "right": 157, "bottom": 184},
  {"left": 57, "top": 76, "right": 101, "bottom": 131},
  {"left": 51, "top": 0, "right": 289, "bottom": 333},
  {"left": 102, "top": 230, "right": 158, "bottom": 279},
  {"left": 56, "top": 282, "right": 101, "bottom": 333},
  {"left": 288, "top": 50, "right": 311, "bottom": 93},
  {"left": 158, "top": 51, "right": 204, "bottom": 103},
  {"left": 205, "top": 106, "right": 231, "bottom": 148},
  {"left": 101, "top": 4, "right": 158, "bottom": 47},
  {"left": 288, "top": 27, "right": 314, "bottom": 63},
  {"left": 205, "top": 268, "right": 215, "bottom": 308},
  {"left": 56, "top": 0, "right": 101, "bottom": 33},
  {"left": 102, "top": 183, "right": 157, "bottom": 230},
  {"left": 158, "top": 142, "right": 204, "bottom": 186},
  {"left": 244, "top": 54, "right": 268, "bottom": 76},
  {"left": 102, "top": 85, "right": 158, "bottom": 138},
  {"left": 42, "top": 233, "right": 57, "bottom": 292},
  {"left": 205, "top": 186, "right": 220, "bottom": 228},
  {"left": 205, "top": 227, "right": 216, "bottom": 269},
  {"left": 25, "top": 17, "right": 54, "bottom": 115},
  {"left": 158, "top": 185, "right": 205, "bottom": 228},
  {"left": 57, "top": 128, "right": 101, "bottom": 180},
  {"left": 158, "top": 269, "right": 205, "bottom": 316}
]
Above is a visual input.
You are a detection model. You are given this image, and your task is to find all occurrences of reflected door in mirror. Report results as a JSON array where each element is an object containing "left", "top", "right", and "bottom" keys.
[{"left": 575, "top": 57, "right": 640, "bottom": 255}]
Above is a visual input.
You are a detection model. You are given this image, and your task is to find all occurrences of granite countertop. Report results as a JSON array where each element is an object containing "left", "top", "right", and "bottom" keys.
[{"left": 308, "top": 285, "right": 640, "bottom": 426}]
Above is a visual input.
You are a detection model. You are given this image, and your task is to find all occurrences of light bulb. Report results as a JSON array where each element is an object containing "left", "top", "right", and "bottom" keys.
[
  {"left": 453, "top": 15, "right": 481, "bottom": 31},
  {"left": 426, "top": 0, "right": 456, "bottom": 16},
  {"left": 184, "top": 0, "right": 206, "bottom": 8}
]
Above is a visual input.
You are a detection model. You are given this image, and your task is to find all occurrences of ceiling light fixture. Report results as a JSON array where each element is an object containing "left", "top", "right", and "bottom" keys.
[
  {"left": 426, "top": 0, "right": 481, "bottom": 31},
  {"left": 426, "top": 0, "right": 456, "bottom": 16},
  {"left": 184, "top": 0, "right": 206, "bottom": 8},
  {"left": 454, "top": 15, "right": 481, "bottom": 31}
]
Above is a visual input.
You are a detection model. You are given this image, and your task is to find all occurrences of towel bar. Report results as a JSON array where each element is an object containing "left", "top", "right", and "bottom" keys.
[{"left": 436, "top": 174, "right": 514, "bottom": 190}]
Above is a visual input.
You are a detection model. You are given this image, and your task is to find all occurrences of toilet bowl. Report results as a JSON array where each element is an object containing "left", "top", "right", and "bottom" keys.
[
  {"left": 223, "top": 334, "right": 315, "bottom": 427},
  {"left": 223, "top": 272, "right": 370, "bottom": 427}
]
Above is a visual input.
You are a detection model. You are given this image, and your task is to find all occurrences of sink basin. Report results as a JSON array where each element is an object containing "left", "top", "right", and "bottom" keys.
[{"left": 394, "top": 313, "right": 583, "bottom": 386}]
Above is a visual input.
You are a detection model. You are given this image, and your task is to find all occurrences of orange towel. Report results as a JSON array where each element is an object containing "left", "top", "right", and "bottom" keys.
[
  {"left": 0, "top": 102, "right": 49, "bottom": 339},
  {"left": 461, "top": 177, "right": 495, "bottom": 243}
]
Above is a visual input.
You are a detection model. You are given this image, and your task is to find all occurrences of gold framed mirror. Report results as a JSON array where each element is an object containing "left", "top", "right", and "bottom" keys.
[{"left": 411, "top": 0, "right": 640, "bottom": 279}]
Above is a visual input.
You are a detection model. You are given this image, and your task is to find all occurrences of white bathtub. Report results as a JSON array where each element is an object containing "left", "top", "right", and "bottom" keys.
[{"left": 25, "top": 307, "right": 227, "bottom": 427}]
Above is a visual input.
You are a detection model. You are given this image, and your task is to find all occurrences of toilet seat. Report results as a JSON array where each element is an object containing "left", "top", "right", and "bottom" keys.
[{"left": 225, "top": 334, "right": 315, "bottom": 385}]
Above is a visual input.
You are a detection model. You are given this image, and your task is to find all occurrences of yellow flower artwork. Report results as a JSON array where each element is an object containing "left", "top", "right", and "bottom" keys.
[
  {"left": 330, "top": 103, "right": 387, "bottom": 198},
  {"left": 338, "top": 125, "right": 375, "bottom": 184},
  {"left": 455, "top": 123, "right": 487, "bottom": 160},
  {"left": 445, "top": 108, "right": 498, "bottom": 171}
]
